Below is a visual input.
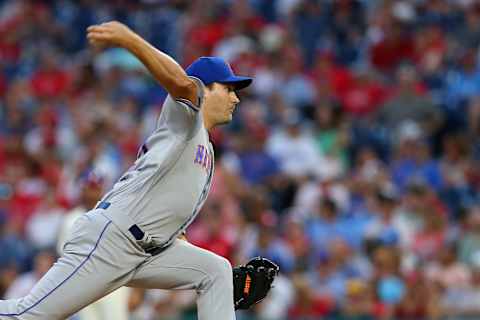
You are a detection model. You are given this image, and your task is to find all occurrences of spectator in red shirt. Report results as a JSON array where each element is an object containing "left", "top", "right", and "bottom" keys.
[
  {"left": 190, "top": 201, "right": 235, "bottom": 262},
  {"left": 288, "top": 274, "right": 334, "bottom": 319},
  {"left": 309, "top": 53, "right": 353, "bottom": 100},
  {"left": 338, "top": 67, "right": 389, "bottom": 117},
  {"left": 411, "top": 209, "right": 447, "bottom": 262},
  {"left": 371, "top": 21, "right": 416, "bottom": 74},
  {"left": 30, "top": 51, "right": 71, "bottom": 99}
]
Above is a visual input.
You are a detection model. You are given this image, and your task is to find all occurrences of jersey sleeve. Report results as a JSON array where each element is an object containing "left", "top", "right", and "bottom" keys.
[{"left": 156, "top": 76, "right": 205, "bottom": 139}]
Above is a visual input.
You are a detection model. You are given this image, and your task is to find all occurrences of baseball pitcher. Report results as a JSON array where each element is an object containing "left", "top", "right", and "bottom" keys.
[{"left": 0, "top": 21, "right": 277, "bottom": 320}]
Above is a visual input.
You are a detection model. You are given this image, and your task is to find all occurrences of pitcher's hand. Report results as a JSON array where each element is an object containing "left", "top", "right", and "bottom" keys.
[{"left": 87, "top": 21, "right": 138, "bottom": 50}]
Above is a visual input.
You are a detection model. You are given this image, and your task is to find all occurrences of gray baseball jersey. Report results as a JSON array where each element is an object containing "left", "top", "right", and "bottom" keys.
[
  {"left": 0, "top": 77, "right": 236, "bottom": 320},
  {"left": 100, "top": 76, "right": 214, "bottom": 247}
]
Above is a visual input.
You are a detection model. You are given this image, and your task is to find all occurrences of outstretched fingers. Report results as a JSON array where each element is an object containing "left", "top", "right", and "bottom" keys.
[
  {"left": 87, "top": 31, "right": 110, "bottom": 40},
  {"left": 86, "top": 21, "right": 131, "bottom": 50}
]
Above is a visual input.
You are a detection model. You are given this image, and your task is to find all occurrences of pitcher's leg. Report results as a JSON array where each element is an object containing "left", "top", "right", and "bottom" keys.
[
  {"left": 0, "top": 214, "right": 141, "bottom": 320},
  {"left": 128, "top": 239, "right": 235, "bottom": 320}
]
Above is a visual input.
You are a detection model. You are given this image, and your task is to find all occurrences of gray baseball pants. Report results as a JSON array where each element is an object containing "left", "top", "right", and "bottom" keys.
[{"left": 0, "top": 209, "right": 235, "bottom": 320}]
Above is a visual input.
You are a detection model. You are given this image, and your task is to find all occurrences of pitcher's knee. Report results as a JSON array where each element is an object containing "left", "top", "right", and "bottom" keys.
[
  {"left": 218, "top": 256, "right": 233, "bottom": 280},
  {"left": 207, "top": 255, "right": 233, "bottom": 282}
]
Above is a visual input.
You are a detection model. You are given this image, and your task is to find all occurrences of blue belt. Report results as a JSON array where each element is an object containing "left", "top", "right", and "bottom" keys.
[{"left": 95, "top": 201, "right": 168, "bottom": 256}]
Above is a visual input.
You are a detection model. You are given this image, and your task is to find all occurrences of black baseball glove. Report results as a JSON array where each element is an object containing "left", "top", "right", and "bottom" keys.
[{"left": 233, "top": 257, "right": 279, "bottom": 310}]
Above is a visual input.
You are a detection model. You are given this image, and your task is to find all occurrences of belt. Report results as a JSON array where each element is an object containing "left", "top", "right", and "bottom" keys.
[{"left": 95, "top": 201, "right": 168, "bottom": 256}]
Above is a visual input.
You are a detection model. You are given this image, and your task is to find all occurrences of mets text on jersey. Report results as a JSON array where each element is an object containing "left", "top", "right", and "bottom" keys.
[{"left": 194, "top": 144, "right": 212, "bottom": 172}]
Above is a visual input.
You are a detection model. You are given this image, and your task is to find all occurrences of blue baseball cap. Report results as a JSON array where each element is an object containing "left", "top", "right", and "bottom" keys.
[{"left": 185, "top": 57, "right": 253, "bottom": 90}]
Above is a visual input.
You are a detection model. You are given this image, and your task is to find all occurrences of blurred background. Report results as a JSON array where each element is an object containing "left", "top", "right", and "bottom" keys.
[{"left": 0, "top": 0, "right": 480, "bottom": 319}]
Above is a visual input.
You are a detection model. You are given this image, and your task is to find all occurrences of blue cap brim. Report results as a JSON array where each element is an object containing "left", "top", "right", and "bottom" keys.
[{"left": 220, "top": 75, "right": 253, "bottom": 90}]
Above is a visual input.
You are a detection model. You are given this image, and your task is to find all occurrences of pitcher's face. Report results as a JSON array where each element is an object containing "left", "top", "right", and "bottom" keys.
[{"left": 203, "top": 83, "right": 240, "bottom": 126}]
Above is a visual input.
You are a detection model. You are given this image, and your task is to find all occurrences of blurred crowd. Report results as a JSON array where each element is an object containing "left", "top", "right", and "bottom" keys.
[{"left": 1, "top": 0, "right": 480, "bottom": 319}]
